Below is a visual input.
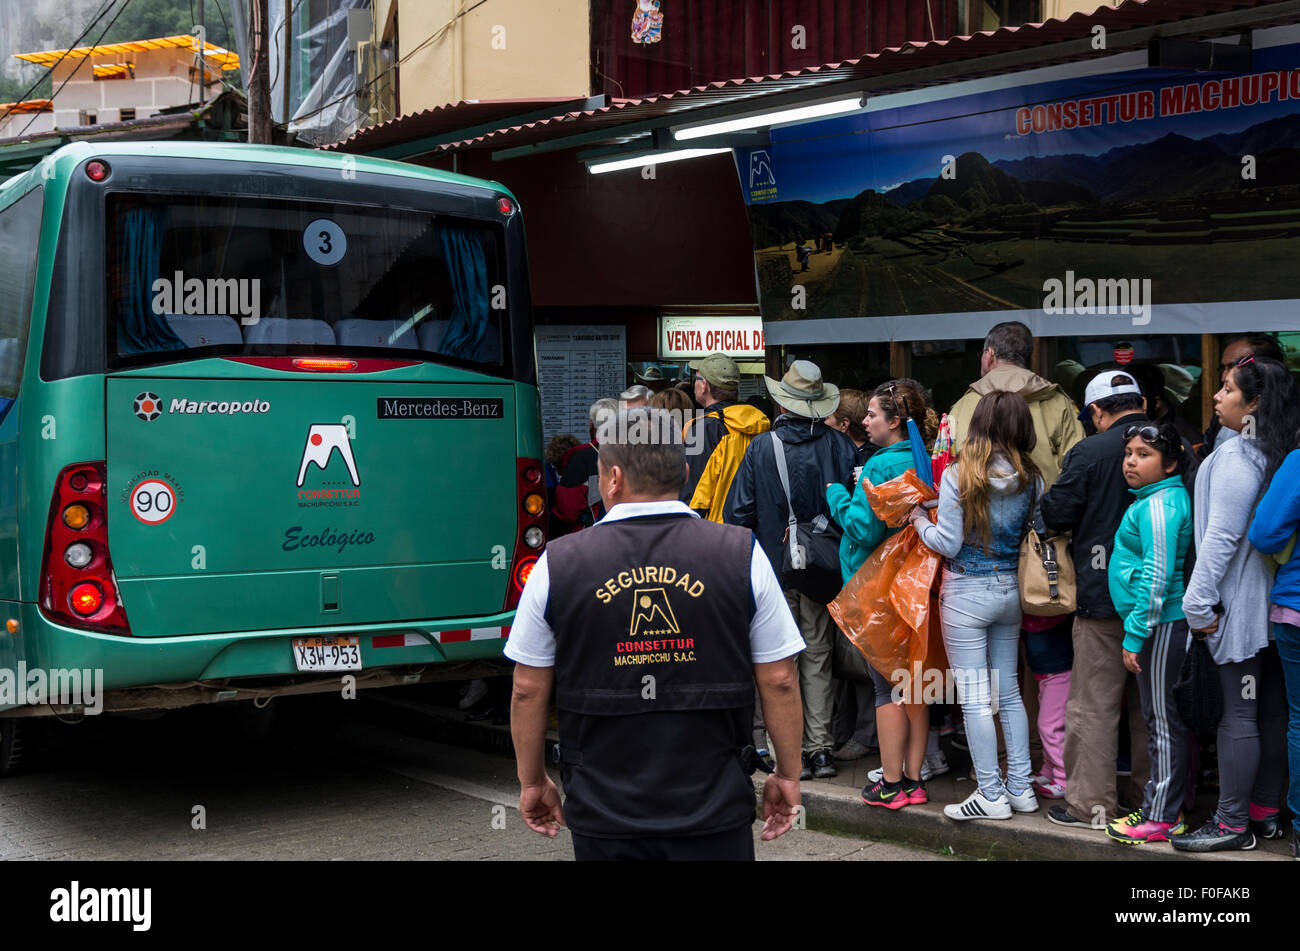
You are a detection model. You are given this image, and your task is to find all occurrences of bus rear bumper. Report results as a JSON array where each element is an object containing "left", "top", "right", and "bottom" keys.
[{"left": 0, "top": 602, "right": 514, "bottom": 714}]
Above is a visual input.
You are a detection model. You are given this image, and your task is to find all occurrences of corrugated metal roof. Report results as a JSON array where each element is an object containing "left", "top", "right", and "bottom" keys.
[
  {"left": 327, "top": 97, "right": 607, "bottom": 155},
  {"left": 14, "top": 34, "right": 239, "bottom": 70},
  {"left": 327, "top": 0, "right": 1300, "bottom": 158}
]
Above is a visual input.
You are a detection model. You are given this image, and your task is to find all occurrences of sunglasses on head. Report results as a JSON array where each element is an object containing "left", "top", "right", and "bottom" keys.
[{"left": 1124, "top": 424, "right": 1174, "bottom": 450}]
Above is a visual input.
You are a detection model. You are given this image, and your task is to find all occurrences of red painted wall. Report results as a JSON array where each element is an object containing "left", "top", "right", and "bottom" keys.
[
  {"left": 447, "top": 148, "right": 759, "bottom": 310},
  {"left": 592, "top": 0, "right": 962, "bottom": 100}
]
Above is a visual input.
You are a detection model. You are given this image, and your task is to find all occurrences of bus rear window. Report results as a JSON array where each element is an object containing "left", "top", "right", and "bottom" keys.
[{"left": 105, "top": 194, "right": 507, "bottom": 368}]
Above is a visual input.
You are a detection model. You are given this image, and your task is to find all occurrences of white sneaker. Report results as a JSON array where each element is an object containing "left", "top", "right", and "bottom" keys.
[
  {"left": 923, "top": 749, "right": 950, "bottom": 778},
  {"left": 944, "top": 789, "right": 1013, "bottom": 821},
  {"left": 1006, "top": 786, "right": 1039, "bottom": 813}
]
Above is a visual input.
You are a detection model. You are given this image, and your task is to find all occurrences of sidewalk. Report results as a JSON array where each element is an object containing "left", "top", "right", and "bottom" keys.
[{"left": 364, "top": 690, "right": 1291, "bottom": 862}]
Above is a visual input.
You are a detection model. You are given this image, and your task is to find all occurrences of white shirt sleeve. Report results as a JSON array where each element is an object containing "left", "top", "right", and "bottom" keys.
[
  {"left": 748, "top": 543, "right": 805, "bottom": 663},
  {"left": 503, "top": 551, "right": 555, "bottom": 667}
]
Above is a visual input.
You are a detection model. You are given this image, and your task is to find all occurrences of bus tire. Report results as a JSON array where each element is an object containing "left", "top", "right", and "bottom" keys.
[{"left": 0, "top": 719, "right": 24, "bottom": 777}]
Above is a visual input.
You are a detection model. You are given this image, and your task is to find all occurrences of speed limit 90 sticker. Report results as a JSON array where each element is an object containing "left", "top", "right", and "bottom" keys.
[{"left": 130, "top": 478, "right": 178, "bottom": 525}]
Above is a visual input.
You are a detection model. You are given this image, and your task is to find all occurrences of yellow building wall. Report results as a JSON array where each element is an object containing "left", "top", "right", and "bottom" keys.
[
  {"left": 1042, "top": 1, "right": 1112, "bottom": 19},
  {"left": 374, "top": 0, "right": 590, "bottom": 115}
]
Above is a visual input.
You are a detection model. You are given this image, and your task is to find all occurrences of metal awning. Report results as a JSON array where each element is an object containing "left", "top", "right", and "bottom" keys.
[
  {"left": 327, "top": 0, "right": 1300, "bottom": 163},
  {"left": 14, "top": 33, "right": 239, "bottom": 70}
]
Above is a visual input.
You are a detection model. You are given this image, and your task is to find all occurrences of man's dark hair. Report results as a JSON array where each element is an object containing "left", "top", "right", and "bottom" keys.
[
  {"left": 710, "top": 385, "right": 739, "bottom": 403},
  {"left": 1095, "top": 392, "right": 1146, "bottom": 415},
  {"left": 983, "top": 321, "right": 1033, "bottom": 368},
  {"left": 597, "top": 409, "right": 688, "bottom": 495},
  {"left": 1227, "top": 332, "right": 1286, "bottom": 364}
]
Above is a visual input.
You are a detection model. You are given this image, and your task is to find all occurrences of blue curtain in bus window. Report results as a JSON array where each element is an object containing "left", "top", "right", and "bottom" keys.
[
  {"left": 118, "top": 207, "right": 185, "bottom": 355},
  {"left": 437, "top": 225, "right": 489, "bottom": 360}
]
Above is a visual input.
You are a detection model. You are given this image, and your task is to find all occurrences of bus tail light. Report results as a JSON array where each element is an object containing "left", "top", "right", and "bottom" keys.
[
  {"left": 505, "top": 458, "right": 546, "bottom": 611},
  {"left": 39, "top": 462, "right": 131, "bottom": 635}
]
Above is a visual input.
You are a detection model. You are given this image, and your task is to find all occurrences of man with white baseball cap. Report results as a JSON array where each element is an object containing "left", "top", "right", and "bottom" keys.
[{"left": 1041, "top": 369, "right": 1154, "bottom": 830}]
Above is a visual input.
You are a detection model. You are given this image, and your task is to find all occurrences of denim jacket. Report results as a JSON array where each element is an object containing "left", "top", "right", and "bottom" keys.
[{"left": 915, "top": 458, "right": 1035, "bottom": 576}]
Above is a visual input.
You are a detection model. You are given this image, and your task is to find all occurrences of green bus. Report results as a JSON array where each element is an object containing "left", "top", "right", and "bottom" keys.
[{"left": 0, "top": 142, "right": 545, "bottom": 771}]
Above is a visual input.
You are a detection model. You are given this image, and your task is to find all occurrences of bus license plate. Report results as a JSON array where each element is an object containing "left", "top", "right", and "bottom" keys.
[{"left": 292, "top": 637, "right": 362, "bottom": 672}]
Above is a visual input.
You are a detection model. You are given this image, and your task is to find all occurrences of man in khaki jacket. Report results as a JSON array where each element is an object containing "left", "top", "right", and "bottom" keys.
[{"left": 947, "top": 321, "right": 1085, "bottom": 488}]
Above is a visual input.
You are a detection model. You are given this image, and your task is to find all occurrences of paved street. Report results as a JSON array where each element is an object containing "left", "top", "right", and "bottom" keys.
[{"left": 0, "top": 697, "right": 952, "bottom": 861}]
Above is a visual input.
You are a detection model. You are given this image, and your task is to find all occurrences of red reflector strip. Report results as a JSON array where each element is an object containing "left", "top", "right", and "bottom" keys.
[
  {"left": 434, "top": 627, "right": 508, "bottom": 643},
  {"left": 371, "top": 633, "right": 431, "bottom": 648}
]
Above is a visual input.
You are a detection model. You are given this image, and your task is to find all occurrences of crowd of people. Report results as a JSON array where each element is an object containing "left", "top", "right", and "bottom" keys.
[{"left": 537, "top": 322, "right": 1300, "bottom": 857}]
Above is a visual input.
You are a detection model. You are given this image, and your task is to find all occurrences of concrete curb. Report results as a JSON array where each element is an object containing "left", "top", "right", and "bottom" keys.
[
  {"left": 784, "top": 781, "right": 1285, "bottom": 862},
  {"left": 363, "top": 693, "right": 1288, "bottom": 862}
]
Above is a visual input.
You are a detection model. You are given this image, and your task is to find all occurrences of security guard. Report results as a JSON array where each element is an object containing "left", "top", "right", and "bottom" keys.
[{"left": 507, "top": 407, "right": 805, "bottom": 860}]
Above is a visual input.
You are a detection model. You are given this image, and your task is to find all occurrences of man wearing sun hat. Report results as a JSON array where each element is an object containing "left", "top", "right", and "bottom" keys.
[{"left": 725, "top": 360, "right": 858, "bottom": 780}]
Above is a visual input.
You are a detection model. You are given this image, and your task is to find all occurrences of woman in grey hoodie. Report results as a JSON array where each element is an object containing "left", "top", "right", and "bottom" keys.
[
  {"left": 910, "top": 392, "right": 1041, "bottom": 821},
  {"left": 1173, "top": 356, "right": 1296, "bottom": 852}
]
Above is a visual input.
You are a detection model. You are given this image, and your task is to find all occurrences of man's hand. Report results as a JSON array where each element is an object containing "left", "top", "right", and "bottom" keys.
[
  {"left": 1122, "top": 649, "right": 1142, "bottom": 675},
  {"left": 759, "top": 773, "right": 801, "bottom": 841},
  {"left": 1192, "top": 617, "right": 1219, "bottom": 637},
  {"left": 519, "top": 777, "right": 566, "bottom": 837}
]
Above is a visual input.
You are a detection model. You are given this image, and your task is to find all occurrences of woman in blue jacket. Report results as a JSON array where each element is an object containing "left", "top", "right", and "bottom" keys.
[
  {"left": 1248, "top": 377, "right": 1300, "bottom": 861},
  {"left": 826, "top": 379, "right": 937, "bottom": 810}
]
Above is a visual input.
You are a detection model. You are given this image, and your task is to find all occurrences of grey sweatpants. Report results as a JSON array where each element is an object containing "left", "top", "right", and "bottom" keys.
[
  {"left": 1136, "top": 620, "right": 1194, "bottom": 824},
  {"left": 1214, "top": 642, "right": 1289, "bottom": 829}
]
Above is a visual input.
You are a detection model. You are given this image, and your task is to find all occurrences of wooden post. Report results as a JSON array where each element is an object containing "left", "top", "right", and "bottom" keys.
[
  {"left": 765, "top": 345, "right": 782, "bottom": 381},
  {"left": 890, "top": 339, "right": 911, "bottom": 379},
  {"left": 247, "top": 0, "right": 272, "bottom": 144},
  {"left": 1201, "top": 333, "right": 1220, "bottom": 430}
]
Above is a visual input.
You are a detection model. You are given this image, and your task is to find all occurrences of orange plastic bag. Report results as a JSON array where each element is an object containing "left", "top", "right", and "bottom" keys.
[{"left": 827, "top": 469, "right": 941, "bottom": 695}]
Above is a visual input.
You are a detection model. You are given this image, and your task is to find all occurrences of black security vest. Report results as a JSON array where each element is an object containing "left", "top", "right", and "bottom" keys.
[{"left": 544, "top": 512, "right": 757, "bottom": 838}]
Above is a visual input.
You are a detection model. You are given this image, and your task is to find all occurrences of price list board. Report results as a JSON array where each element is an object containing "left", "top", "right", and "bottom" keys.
[{"left": 535, "top": 326, "right": 627, "bottom": 448}]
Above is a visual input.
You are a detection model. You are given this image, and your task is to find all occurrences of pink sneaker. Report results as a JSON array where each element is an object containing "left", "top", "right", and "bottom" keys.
[
  {"left": 1033, "top": 775, "right": 1067, "bottom": 799},
  {"left": 1106, "top": 809, "right": 1188, "bottom": 844}
]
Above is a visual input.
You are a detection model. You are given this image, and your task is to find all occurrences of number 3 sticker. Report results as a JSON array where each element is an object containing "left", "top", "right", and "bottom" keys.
[
  {"left": 131, "top": 479, "right": 177, "bottom": 525},
  {"left": 304, "top": 218, "right": 346, "bottom": 266}
]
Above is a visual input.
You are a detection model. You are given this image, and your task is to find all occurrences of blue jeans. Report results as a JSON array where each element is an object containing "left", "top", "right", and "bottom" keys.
[
  {"left": 940, "top": 569, "right": 1031, "bottom": 801},
  {"left": 1273, "top": 622, "right": 1300, "bottom": 819}
]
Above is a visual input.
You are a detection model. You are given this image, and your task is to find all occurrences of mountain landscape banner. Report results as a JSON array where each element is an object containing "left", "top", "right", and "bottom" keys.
[{"left": 737, "top": 36, "right": 1300, "bottom": 343}]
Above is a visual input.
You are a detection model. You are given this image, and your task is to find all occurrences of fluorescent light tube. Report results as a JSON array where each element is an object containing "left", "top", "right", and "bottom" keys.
[
  {"left": 673, "top": 97, "right": 864, "bottom": 140},
  {"left": 587, "top": 147, "right": 731, "bottom": 174}
]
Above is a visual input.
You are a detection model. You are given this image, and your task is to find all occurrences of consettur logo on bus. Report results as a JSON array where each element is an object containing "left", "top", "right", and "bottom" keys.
[{"left": 151, "top": 271, "right": 262, "bottom": 326}]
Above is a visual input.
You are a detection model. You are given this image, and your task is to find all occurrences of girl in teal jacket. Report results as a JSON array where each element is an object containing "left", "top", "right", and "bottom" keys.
[{"left": 1104, "top": 421, "right": 1194, "bottom": 845}]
